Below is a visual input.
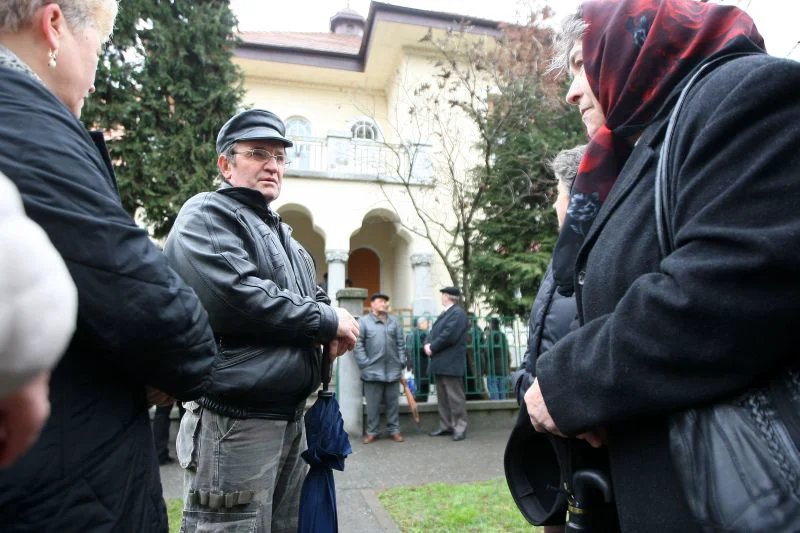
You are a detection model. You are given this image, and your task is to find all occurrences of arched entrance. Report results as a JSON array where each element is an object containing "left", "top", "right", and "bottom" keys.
[
  {"left": 347, "top": 248, "right": 380, "bottom": 310},
  {"left": 276, "top": 204, "right": 325, "bottom": 284}
]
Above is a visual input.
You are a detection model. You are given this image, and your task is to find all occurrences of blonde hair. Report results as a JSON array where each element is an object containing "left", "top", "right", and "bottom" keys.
[{"left": 0, "top": 0, "right": 119, "bottom": 40}]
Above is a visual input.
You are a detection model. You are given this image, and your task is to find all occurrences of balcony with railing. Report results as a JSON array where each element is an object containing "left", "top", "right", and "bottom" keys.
[{"left": 284, "top": 132, "right": 434, "bottom": 185}]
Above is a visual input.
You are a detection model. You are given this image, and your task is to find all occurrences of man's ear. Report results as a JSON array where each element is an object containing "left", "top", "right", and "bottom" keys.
[
  {"left": 218, "top": 154, "right": 232, "bottom": 179},
  {"left": 37, "top": 3, "right": 66, "bottom": 51}
]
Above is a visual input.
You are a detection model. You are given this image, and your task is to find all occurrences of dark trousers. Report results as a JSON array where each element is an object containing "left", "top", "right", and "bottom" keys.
[
  {"left": 363, "top": 381, "right": 401, "bottom": 436},
  {"left": 152, "top": 402, "right": 185, "bottom": 461}
]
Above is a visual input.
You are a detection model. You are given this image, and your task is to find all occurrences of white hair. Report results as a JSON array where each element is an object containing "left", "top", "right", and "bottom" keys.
[
  {"left": 0, "top": 0, "right": 119, "bottom": 40},
  {"left": 548, "top": 7, "right": 587, "bottom": 76},
  {"left": 550, "top": 144, "right": 587, "bottom": 192}
]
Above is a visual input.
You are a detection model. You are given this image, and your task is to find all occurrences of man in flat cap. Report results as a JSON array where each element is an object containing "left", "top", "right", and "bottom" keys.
[
  {"left": 354, "top": 292, "right": 407, "bottom": 443},
  {"left": 425, "top": 287, "right": 469, "bottom": 441},
  {"left": 164, "top": 109, "right": 360, "bottom": 533}
]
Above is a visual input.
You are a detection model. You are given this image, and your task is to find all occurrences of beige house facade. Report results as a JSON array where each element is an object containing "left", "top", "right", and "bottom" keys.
[{"left": 234, "top": 2, "right": 502, "bottom": 316}]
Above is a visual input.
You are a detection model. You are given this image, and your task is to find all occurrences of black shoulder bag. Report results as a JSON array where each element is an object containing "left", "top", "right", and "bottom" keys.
[{"left": 656, "top": 57, "right": 800, "bottom": 532}]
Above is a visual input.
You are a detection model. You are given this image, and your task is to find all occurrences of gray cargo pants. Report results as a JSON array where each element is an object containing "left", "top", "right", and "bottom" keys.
[{"left": 177, "top": 402, "right": 307, "bottom": 533}]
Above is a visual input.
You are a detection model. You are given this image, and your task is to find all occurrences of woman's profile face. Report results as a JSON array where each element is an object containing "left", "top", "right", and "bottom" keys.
[
  {"left": 51, "top": 22, "right": 103, "bottom": 117},
  {"left": 565, "top": 42, "right": 605, "bottom": 139}
]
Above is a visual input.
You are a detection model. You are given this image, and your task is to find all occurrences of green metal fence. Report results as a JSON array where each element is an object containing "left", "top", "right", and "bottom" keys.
[{"left": 399, "top": 313, "right": 527, "bottom": 401}]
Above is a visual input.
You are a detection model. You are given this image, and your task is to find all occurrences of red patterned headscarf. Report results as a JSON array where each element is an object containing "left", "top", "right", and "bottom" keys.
[{"left": 552, "top": 0, "right": 765, "bottom": 295}]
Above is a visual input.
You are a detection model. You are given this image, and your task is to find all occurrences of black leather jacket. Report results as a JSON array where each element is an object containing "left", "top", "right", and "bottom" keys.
[{"left": 165, "top": 183, "right": 339, "bottom": 420}]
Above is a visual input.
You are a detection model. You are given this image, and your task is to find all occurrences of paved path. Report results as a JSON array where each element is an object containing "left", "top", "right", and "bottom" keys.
[{"left": 160, "top": 419, "right": 514, "bottom": 531}]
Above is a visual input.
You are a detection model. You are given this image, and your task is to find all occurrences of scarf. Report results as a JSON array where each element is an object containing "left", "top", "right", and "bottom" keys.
[
  {"left": 0, "top": 43, "right": 44, "bottom": 84},
  {"left": 552, "top": 0, "right": 765, "bottom": 295}
]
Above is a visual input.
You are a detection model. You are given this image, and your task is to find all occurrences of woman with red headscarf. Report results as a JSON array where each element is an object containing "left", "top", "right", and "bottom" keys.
[{"left": 523, "top": 0, "right": 800, "bottom": 530}]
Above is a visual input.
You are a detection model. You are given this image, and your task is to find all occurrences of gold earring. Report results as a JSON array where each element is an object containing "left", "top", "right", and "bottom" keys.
[{"left": 48, "top": 49, "right": 58, "bottom": 68}]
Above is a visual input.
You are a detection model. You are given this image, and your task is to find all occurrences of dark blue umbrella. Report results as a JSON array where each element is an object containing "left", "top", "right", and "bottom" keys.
[{"left": 298, "top": 347, "right": 352, "bottom": 533}]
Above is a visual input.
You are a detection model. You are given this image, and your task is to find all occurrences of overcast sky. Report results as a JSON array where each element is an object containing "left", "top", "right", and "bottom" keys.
[{"left": 230, "top": 0, "right": 798, "bottom": 59}]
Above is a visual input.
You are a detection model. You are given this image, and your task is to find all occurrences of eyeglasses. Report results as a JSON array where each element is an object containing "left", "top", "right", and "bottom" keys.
[{"left": 231, "top": 149, "right": 291, "bottom": 166}]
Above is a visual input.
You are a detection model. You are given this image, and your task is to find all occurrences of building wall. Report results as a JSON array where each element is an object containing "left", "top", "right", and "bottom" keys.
[{"left": 234, "top": 43, "right": 486, "bottom": 314}]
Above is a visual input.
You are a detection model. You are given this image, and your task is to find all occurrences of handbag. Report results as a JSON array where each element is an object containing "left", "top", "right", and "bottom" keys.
[{"left": 656, "top": 56, "right": 800, "bottom": 532}]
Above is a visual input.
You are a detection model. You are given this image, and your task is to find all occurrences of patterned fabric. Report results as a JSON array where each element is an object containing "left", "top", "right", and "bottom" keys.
[
  {"left": 0, "top": 43, "right": 43, "bottom": 84},
  {"left": 552, "top": 0, "right": 765, "bottom": 294}
]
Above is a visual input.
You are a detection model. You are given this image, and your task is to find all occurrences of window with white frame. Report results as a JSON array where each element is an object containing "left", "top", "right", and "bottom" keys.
[
  {"left": 351, "top": 119, "right": 379, "bottom": 141},
  {"left": 285, "top": 116, "right": 312, "bottom": 170}
]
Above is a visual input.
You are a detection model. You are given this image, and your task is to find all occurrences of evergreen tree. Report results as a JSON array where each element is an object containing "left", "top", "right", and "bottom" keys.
[
  {"left": 471, "top": 74, "right": 585, "bottom": 316},
  {"left": 82, "top": 0, "right": 244, "bottom": 238}
]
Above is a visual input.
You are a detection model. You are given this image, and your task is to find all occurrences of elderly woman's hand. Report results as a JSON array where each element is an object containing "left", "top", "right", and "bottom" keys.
[{"left": 524, "top": 378, "right": 565, "bottom": 437}]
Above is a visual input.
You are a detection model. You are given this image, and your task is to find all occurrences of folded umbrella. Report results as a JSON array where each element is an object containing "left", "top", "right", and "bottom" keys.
[
  {"left": 298, "top": 346, "right": 352, "bottom": 533},
  {"left": 400, "top": 376, "right": 421, "bottom": 429}
]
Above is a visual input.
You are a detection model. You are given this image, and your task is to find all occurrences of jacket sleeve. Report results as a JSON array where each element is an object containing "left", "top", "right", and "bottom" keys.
[
  {"left": 164, "top": 194, "right": 339, "bottom": 344},
  {"left": 537, "top": 57, "right": 800, "bottom": 435},
  {"left": 315, "top": 283, "right": 331, "bottom": 305},
  {"left": 353, "top": 317, "right": 368, "bottom": 369},
  {"left": 430, "top": 310, "right": 467, "bottom": 354},
  {"left": 395, "top": 318, "right": 407, "bottom": 367},
  {"left": 1, "top": 136, "right": 218, "bottom": 401},
  {"left": 0, "top": 172, "right": 77, "bottom": 398}
]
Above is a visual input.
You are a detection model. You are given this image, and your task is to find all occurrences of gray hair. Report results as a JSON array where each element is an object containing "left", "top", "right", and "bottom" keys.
[
  {"left": 0, "top": 0, "right": 118, "bottom": 39},
  {"left": 550, "top": 145, "right": 587, "bottom": 192},
  {"left": 548, "top": 7, "right": 587, "bottom": 76}
]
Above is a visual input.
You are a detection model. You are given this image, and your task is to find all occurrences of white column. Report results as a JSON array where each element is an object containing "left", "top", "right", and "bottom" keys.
[
  {"left": 335, "top": 288, "right": 368, "bottom": 437},
  {"left": 411, "top": 253, "right": 436, "bottom": 317},
  {"left": 325, "top": 249, "right": 348, "bottom": 307}
]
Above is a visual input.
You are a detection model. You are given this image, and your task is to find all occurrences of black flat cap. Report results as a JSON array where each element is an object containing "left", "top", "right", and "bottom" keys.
[
  {"left": 504, "top": 404, "right": 569, "bottom": 526},
  {"left": 440, "top": 286, "right": 460, "bottom": 297},
  {"left": 504, "top": 403, "right": 614, "bottom": 526},
  {"left": 216, "top": 109, "right": 293, "bottom": 154},
  {"left": 369, "top": 292, "right": 390, "bottom": 302}
]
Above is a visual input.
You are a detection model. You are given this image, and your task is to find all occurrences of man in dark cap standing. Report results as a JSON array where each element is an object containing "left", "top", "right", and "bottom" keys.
[
  {"left": 164, "top": 109, "right": 360, "bottom": 533},
  {"left": 354, "top": 292, "right": 406, "bottom": 443},
  {"left": 425, "top": 287, "right": 469, "bottom": 441}
]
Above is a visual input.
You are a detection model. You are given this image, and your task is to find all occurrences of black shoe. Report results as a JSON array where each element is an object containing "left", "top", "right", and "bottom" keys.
[
  {"left": 429, "top": 429, "right": 454, "bottom": 437},
  {"left": 158, "top": 456, "right": 175, "bottom": 465},
  {"left": 452, "top": 432, "right": 466, "bottom": 442}
]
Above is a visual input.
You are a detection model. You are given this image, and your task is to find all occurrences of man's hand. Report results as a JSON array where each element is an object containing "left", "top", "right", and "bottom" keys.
[
  {"left": 328, "top": 338, "right": 352, "bottom": 358},
  {"left": 334, "top": 307, "right": 359, "bottom": 349},
  {"left": 145, "top": 387, "right": 174, "bottom": 407},
  {"left": 423, "top": 343, "right": 432, "bottom": 357},
  {"left": 524, "top": 378, "right": 565, "bottom": 437},
  {"left": 0, "top": 372, "right": 51, "bottom": 468}
]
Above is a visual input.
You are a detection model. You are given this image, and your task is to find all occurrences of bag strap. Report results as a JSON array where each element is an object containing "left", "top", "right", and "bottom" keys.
[{"left": 655, "top": 54, "right": 755, "bottom": 257}]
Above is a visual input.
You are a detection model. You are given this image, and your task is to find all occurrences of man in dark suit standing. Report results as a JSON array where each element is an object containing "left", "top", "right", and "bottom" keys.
[{"left": 425, "top": 287, "right": 469, "bottom": 441}]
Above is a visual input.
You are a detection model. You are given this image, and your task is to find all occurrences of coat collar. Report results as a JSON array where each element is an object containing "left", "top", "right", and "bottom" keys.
[
  {"left": 577, "top": 120, "right": 667, "bottom": 259},
  {"left": 216, "top": 181, "right": 280, "bottom": 223}
]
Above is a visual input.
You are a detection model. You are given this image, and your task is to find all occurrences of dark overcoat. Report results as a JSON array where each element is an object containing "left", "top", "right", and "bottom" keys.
[
  {"left": 0, "top": 66, "right": 218, "bottom": 532},
  {"left": 536, "top": 54, "right": 800, "bottom": 531},
  {"left": 428, "top": 305, "right": 469, "bottom": 377}
]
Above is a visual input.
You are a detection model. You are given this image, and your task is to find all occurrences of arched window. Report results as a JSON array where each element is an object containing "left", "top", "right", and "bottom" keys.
[
  {"left": 285, "top": 116, "right": 312, "bottom": 170},
  {"left": 351, "top": 119, "right": 379, "bottom": 141}
]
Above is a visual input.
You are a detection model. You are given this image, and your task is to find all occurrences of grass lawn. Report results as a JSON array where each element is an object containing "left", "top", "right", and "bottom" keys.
[
  {"left": 167, "top": 478, "right": 538, "bottom": 532},
  {"left": 378, "top": 478, "right": 541, "bottom": 533},
  {"left": 167, "top": 499, "right": 182, "bottom": 533}
]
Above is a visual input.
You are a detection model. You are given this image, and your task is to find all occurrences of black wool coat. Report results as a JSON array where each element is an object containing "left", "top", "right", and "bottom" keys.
[
  {"left": 428, "top": 304, "right": 469, "bottom": 377},
  {"left": 536, "top": 54, "right": 800, "bottom": 532},
  {"left": 0, "top": 67, "right": 218, "bottom": 532}
]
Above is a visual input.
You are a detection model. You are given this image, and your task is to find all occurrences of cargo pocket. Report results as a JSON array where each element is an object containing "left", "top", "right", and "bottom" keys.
[
  {"left": 177, "top": 401, "right": 202, "bottom": 470},
  {"left": 180, "top": 510, "right": 257, "bottom": 533}
]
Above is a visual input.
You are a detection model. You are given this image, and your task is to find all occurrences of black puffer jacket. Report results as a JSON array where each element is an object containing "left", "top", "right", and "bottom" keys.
[
  {"left": 0, "top": 66, "right": 218, "bottom": 533},
  {"left": 513, "top": 263, "right": 577, "bottom": 404},
  {"left": 165, "top": 184, "right": 339, "bottom": 420}
]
